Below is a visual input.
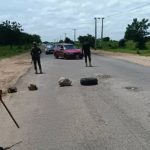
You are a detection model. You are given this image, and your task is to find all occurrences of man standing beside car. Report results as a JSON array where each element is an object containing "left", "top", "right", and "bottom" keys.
[
  {"left": 82, "top": 41, "right": 92, "bottom": 67},
  {"left": 31, "top": 42, "right": 43, "bottom": 74}
]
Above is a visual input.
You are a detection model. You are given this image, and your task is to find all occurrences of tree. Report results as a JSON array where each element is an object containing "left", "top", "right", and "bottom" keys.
[
  {"left": 0, "top": 20, "right": 41, "bottom": 46},
  {"left": 64, "top": 37, "right": 74, "bottom": 44},
  {"left": 119, "top": 39, "right": 126, "bottom": 47},
  {"left": 125, "top": 18, "right": 150, "bottom": 49},
  {"left": 0, "top": 20, "right": 23, "bottom": 46},
  {"left": 103, "top": 37, "right": 110, "bottom": 42},
  {"left": 59, "top": 40, "right": 64, "bottom": 43}
]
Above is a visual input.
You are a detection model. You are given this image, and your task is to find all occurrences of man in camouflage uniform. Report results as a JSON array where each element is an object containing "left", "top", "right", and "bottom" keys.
[{"left": 31, "top": 42, "right": 42, "bottom": 74}]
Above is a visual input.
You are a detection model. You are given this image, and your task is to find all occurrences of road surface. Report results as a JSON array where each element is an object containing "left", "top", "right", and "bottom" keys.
[{"left": 1, "top": 54, "right": 150, "bottom": 150}]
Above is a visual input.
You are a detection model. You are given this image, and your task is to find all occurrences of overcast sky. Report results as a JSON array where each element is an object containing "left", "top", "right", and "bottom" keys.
[{"left": 0, "top": 0, "right": 150, "bottom": 41}]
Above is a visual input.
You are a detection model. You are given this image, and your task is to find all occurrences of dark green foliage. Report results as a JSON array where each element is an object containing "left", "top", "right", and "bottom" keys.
[
  {"left": 119, "top": 39, "right": 126, "bottom": 47},
  {"left": 0, "top": 20, "right": 41, "bottom": 47},
  {"left": 125, "top": 18, "right": 150, "bottom": 49},
  {"left": 59, "top": 40, "right": 64, "bottom": 43},
  {"left": 103, "top": 37, "right": 110, "bottom": 41},
  {"left": 64, "top": 37, "right": 74, "bottom": 44}
]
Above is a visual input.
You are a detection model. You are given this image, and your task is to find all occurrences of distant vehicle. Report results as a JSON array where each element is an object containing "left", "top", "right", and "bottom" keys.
[
  {"left": 53, "top": 43, "right": 83, "bottom": 59},
  {"left": 45, "top": 44, "right": 54, "bottom": 54}
]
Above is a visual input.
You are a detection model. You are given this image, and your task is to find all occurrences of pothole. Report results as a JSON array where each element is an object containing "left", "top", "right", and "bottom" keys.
[{"left": 125, "top": 86, "right": 140, "bottom": 92}]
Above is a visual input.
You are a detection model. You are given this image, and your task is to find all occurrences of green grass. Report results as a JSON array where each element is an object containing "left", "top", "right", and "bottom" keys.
[
  {"left": 98, "top": 48, "right": 150, "bottom": 56},
  {"left": 0, "top": 45, "right": 30, "bottom": 59}
]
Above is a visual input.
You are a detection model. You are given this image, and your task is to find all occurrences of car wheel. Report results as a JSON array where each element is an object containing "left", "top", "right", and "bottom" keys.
[
  {"left": 80, "top": 77, "right": 98, "bottom": 86},
  {"left": 79, "top": 55, "right": 83, "bottom": 59},
  {"left": 54, "top": 54, "right": 58, "bottom": 59}
]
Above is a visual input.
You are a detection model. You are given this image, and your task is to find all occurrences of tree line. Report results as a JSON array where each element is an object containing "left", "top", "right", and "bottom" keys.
[
  {"left": 76, "top": 18, "right": 150, "bottom": 52},
  {"left": 0, "top": 20, "right": 41, "bottom": 47}
]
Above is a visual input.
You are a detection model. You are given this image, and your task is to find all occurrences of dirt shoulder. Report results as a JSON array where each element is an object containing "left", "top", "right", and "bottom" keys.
[
  {"left": 0, "top": 53, "right": 32, "bottom": 93},
  {"left": 92, "top": 50, "right": 150, "bottom": 67}
]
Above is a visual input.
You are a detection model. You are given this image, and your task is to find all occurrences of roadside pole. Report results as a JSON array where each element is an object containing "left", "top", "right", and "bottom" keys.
[{"left": 0, "top": 90, "right": 20, "bottom": 128}]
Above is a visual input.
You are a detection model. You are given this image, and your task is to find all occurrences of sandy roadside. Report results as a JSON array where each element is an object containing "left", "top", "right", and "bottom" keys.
[
  {"left": 92, "top": 50, "right": 150, "bottom": 67},
  {"left": 0, "top": 53, "right": 32, "bottom": 94}
]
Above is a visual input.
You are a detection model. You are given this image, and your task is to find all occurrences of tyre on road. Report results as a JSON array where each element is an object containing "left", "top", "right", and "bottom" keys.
[{"left": 80, "top": 77, "right": 98, "bottom": 86}]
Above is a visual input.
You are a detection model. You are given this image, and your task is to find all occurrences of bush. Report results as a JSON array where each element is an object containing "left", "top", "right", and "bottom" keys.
[
  {"left": 97, "top": 41, "right": 119, "bottom": 49},
  {"left": 125, "top": 40, "right": 137, "bottom": 50},
  {"left": 145, "top": 41, "right": 150, "bottom": 50},
  {"left": 119, "top": 39, "right": 126, "bottom": 47}
]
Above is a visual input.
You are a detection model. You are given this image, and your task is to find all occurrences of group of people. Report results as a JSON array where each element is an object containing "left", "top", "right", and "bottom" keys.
[{"left": 31, "top": 41, "right": 92, "bottom": 74}]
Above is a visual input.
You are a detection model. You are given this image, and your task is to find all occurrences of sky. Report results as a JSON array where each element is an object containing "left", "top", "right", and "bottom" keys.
[{"left": 0, "top": 0, "right": 150, "bottom": 42}]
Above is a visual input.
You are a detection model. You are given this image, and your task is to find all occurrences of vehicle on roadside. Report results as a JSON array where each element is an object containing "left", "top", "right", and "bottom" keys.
[
  {"left": 45, "top": 44, "right": 55, "bottom": 54},
  {"left": 53, "top": 43, "right": 83, "bottom": 59}
]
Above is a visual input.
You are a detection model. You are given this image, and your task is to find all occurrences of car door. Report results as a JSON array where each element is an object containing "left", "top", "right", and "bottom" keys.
[{"left": 56, "top": 45, "right": 61, "bottom": 57}]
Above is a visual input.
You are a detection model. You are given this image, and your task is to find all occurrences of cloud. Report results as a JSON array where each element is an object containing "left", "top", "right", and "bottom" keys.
[{"left": 0, "top": 0, "right": 150, "bottom": 41}]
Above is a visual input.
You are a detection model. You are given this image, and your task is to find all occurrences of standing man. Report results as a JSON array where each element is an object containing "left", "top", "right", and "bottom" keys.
[
  {"left": 31, "top": 42, "right": 43, "bottom": 74},
  {"left": 82, "top": 41, "right": 92, "bottom": 67}
]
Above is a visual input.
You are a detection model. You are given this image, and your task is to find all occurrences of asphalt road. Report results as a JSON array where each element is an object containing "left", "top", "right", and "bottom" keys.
[{"left": 1, "top": 54, "right": 150, "bottom": 150}]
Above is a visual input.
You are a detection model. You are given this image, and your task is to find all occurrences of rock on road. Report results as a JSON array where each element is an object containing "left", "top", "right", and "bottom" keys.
[{"left": 1, "top": 54, "right": 150, "bottom": 150}]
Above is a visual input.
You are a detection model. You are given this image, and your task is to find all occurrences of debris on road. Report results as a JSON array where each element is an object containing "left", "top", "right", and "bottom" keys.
[
  {"left": 0, "top": 141, "right": 22, "bottom": 150},
  {"left": 80, "top": 77, "right": 98, "bottom": 86},
  {"left": 95, "top": 73, "right": 111, "bottom": 79},
  {"left": 58, "top": 77, "right": 72, "bottom": 87},
  {"left": 125, "top": 86, "right": 140, "bottom": 92},
  {"left": 7, "top": 86, "right": 17, "bottom": 93},
  {"left": 0, "top": 90, "right": 20, "bottom": 128},
  {"left": 28, "top": 84, "right": 38, "bottom": 91}
]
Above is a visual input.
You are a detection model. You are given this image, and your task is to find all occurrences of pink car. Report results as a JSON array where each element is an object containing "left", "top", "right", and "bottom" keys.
[{"left": 54, "top": 43, "right": 83, "bottom": 59}]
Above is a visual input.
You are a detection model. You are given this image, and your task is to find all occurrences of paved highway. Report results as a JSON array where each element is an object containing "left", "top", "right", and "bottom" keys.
[{"left": 0, "top": 54, "right": 150, "bottom": 150}]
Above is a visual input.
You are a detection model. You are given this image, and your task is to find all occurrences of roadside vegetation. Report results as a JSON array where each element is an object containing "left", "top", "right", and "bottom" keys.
[
  {"left": 0, "top": 20, "right": 41, "bottom": 58},
  {"left": 0, "top": 45, "right": 31, "bottom": 59},
  {"left": 76, "top": 18, "right": 150, "bottom": 56}
]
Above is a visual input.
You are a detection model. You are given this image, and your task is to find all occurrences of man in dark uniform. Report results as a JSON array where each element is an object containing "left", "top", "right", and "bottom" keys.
[
  {"left": 31, "top": 42, "right": 42, "bottom": 74},
  {"left": 82, "top": 41, "right": 92, "bottom": 67}
]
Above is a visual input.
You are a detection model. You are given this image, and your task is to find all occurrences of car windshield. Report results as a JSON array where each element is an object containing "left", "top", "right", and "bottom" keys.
[
  {"left": 64, "top": 45, "right": 76, "bottom": 50},
  {"left": 47, "top": 45, "right": 53, "bottom": 48}
]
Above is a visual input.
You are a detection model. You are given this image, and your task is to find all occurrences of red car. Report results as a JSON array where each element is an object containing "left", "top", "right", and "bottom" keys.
[{"left": 54, "top": 43, "right": 83, "bottom": 59}]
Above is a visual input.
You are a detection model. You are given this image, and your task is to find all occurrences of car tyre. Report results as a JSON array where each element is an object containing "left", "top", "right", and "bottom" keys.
[
  {"left": 80, "top": 77, "right": 98, "bottom": 86},
  {"left": 79, "top": 55, "right": 83, "bottom": 59},
  {"left": 54, "top": 54, "right": 58, "bottom": 59}
]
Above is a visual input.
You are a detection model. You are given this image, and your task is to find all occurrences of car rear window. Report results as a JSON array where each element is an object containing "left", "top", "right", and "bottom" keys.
[{"left": 64, "top": 45, "right": 76, "bottom": 50}]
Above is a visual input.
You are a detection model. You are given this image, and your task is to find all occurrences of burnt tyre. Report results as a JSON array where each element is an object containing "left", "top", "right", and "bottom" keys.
[{"left": 80, "top": 77, "right": 98, "bottom": 86}]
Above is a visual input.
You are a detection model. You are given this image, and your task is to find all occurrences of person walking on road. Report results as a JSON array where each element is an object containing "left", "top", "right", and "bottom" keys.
[
  {"left": 31, "top": 42, "right": 43, "bottom": 74},
  {"left": 82, "top": 41, "right": 92, "bottom": 67}
]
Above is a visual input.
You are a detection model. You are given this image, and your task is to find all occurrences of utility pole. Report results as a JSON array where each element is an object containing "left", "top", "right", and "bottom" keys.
[
  {"left": 100, "top": 17, "right": 104, "bottom": 48},
  {"left": 73, "top": 29, "right": 76, "bottom": 42},
  {"left": 101, "top": 18, "right": 104, "bottom": 40},
  {"left": 94, "top": 17, "right": 100, "bottom": 49},
  {"left": 64, "top": 33, "right": 67, "bottom": 40}
]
